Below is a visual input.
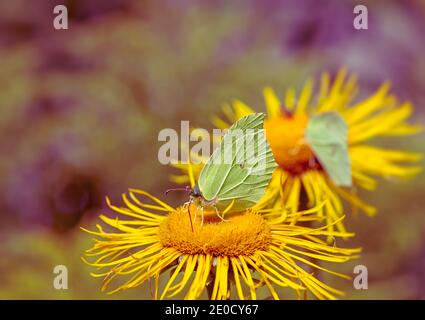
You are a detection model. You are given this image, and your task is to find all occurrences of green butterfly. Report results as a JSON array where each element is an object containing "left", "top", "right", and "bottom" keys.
[
  {"left": 168, "top": 113, "right": 277, "bottom": 229},
  {"left": 193, "top": 112, "right": 277, "bottom": 211},
  {"left": 306, "top": 111, "right": 352, "bottom": 187}
]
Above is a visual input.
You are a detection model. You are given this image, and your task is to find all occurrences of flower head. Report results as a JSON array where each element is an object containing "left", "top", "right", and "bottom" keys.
[
  {"left": 83, "top": 189, "right": 359, "bottom": 300},
  {"left": 172, "top": 69, "right": 422, "bottom": 234}
]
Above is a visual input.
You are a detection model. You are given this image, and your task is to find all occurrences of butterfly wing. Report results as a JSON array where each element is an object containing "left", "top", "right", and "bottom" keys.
[
  {"left": 198, "top": 113, "right": 277, "bottom": 211},
  {"left": 306, "top": 111, "right": 352, "bottom": 187}
]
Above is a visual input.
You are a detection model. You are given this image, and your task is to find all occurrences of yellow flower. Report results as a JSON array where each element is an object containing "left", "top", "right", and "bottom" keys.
[
  {"left": 172, "top": 69, "right": 422, "bottom": 234},
  {"left": 83, "top": 189, "right": 360, "bottom": 300}
]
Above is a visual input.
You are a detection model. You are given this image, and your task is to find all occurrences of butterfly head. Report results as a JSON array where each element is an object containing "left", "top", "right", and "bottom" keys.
[{"left": 190, "top": 184, "right": 203, "bottom": 198}]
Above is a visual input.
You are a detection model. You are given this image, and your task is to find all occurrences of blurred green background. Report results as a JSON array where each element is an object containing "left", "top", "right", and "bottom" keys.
[{"left": 0, "top": 0, "right": 424, "bottom": 299}]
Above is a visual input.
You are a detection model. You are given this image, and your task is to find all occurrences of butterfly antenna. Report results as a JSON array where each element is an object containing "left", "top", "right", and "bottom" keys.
[
  {"left": 165, "top": 186, "right": 192, "bottom": 195},
  {"left": 187, "top": 199, "right": 194, "bottom": 232}
]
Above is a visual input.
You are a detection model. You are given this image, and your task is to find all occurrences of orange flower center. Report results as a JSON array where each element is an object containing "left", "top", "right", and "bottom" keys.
[
  {"left": 264, "top": 112, "right": 318, "bottom": 175},
  {"left": 158, "top": 205, "right": 272, "bottom": 257}
]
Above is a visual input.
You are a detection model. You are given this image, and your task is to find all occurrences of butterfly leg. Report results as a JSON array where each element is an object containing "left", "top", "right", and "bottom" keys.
[
  {"left": 213, "top": 206, "right": 229, "bottom": 222},
  {"left": 193, "top": 204, "right": 198, "bottom": 225},
  {"left": 187, "top": 199, "right": 194, "bottom": 232},
  {"left": 200, "top": 206, "right": 204, "bottom": 227}
]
